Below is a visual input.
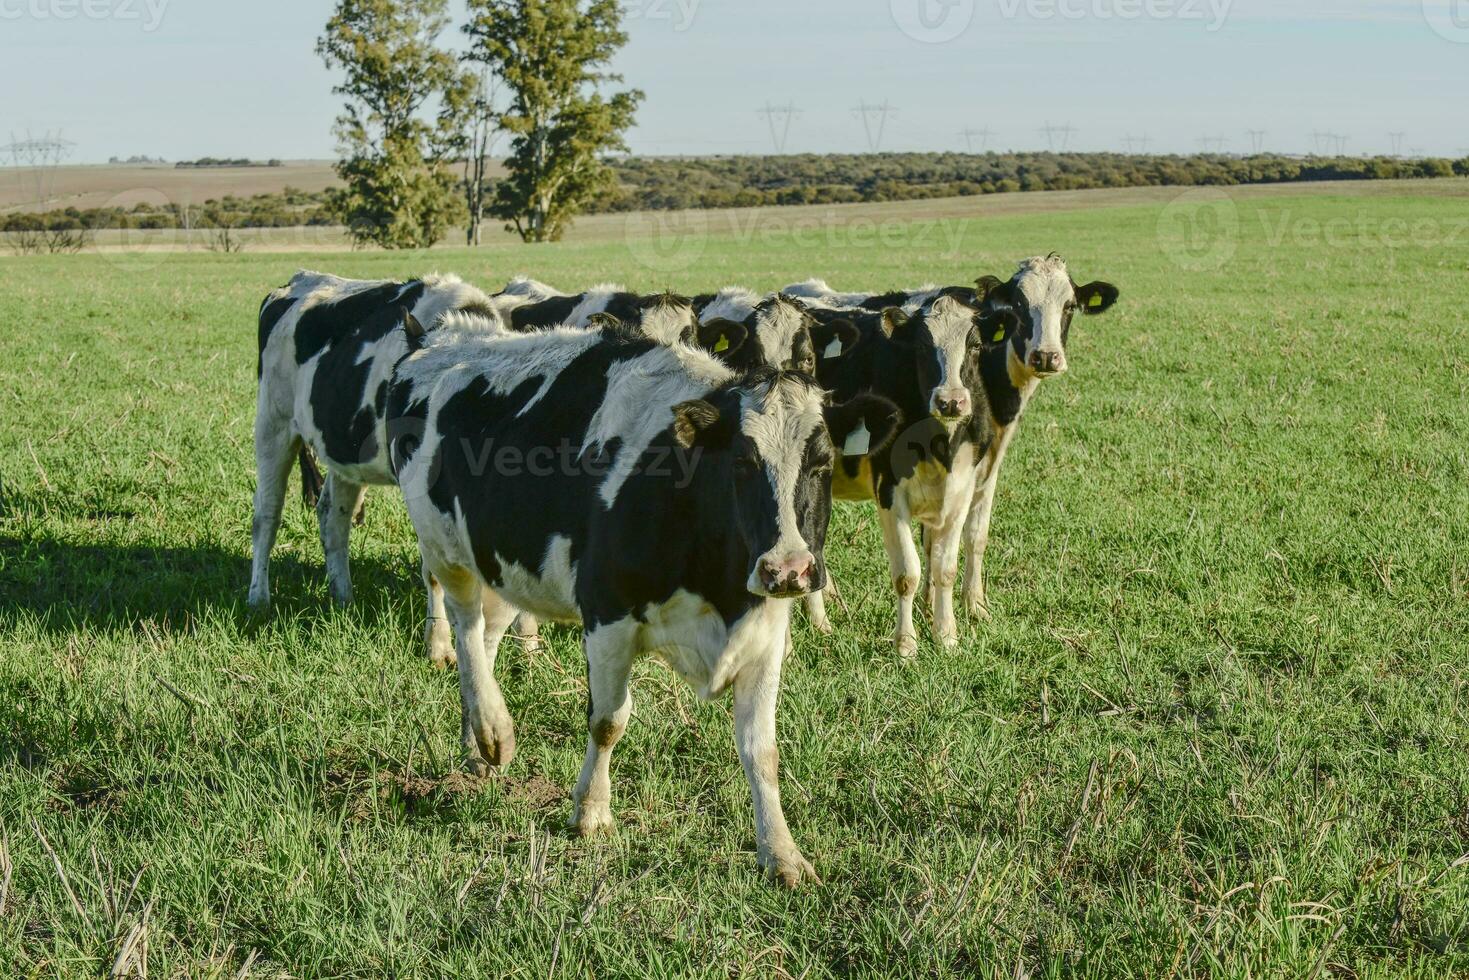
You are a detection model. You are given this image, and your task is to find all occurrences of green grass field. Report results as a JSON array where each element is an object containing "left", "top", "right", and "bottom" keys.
[{"left": 2, "top": 183, "right": 1468, "bottom": 977}]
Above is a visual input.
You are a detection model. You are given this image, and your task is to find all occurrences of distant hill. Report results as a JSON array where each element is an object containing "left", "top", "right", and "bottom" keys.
[{"left": 0, "top": 161, "right": 341, "bottom": 213}]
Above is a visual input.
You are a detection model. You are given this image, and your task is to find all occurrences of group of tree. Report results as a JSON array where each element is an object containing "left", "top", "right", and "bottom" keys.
[
  {"left": 592, "top": 151, "right": 1469, "bottom": 213},
  {"left": 175, "top": 157, "right": 285, "bottom": 168},
  {"left": 318, "top": 0, "right": 641, "bottom": 249}
]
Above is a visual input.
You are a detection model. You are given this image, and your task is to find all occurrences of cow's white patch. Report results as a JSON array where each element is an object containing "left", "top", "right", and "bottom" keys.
[
  {"left": 739, "top": 376, "right": 827, "bottom": 576},
  {"left": 922, "top": 294, "right": 976, "bottom": 407},
  {"left": 1014, "top": 253, "right": 1075, "bottom": 364}
]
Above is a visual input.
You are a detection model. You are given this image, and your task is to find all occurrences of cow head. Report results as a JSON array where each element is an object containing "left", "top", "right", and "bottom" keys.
[
  {"left": 721, "top": 294, "right": 821, "bottom": 374},
  {"left": 636, "top": 292, "right": 700, "bottom": 346},
  {"left": 882, "top": 291, "right": 1023, "bottom": 422},
  {"left": 978, "top": 253, "right": 1119, "bottom": 379},
  {"left": 672, "top": 373, "right": 899, "bottom": 599}
]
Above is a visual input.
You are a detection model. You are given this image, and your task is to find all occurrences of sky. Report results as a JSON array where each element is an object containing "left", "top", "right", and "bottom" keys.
[{"left": 1, "top": 0, "right": 1466, "bottom": 163}]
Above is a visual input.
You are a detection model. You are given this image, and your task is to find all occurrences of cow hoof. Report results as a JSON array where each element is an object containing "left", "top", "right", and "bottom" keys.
[
  {"left": 516, "top": 633, "right": 545, "bottom": 654},
  {"left": 571, "top": 806, "right": 616, "bottom": 838},
  {"left": 809, "top": 616, "right": 834, "bottom": 636},
  {"left": 426, "top": 622, "right": 455, "bottom": 668},
  {"left": 246, "top": 593, "right": 270, "bottom": 614},
  {"left": 966, "top": 601, "right": 991, "bottom": 622},
  {"left": 465, "top": 727, "right": 516, "bottom": 774},
  {"left": 760, "top": 848, "right": 820, "bottom": 889},
  {"left": 894, "top": 634, "right": 919, "bottom": 659},
  {"left": 936, "top": 626, "right": 960, "bottom": 649}
]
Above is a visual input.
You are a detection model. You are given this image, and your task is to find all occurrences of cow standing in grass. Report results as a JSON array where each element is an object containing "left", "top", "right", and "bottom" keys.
[
  {"left": 802, "top": 294, "right": 1022, "bottom": 654},
  {"left": 387, "top": 319, "right": 897, "bottom": 885},
  {"left": 785, "top": 254, "right": 1119, "bottom": 625},
  {"left": 249, "top": 271, "right": 500, "bottom": 612}
]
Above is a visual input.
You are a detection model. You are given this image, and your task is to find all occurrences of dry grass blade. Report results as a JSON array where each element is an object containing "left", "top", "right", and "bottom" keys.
[
  {"left": 236, "top": 949, "right": 261, "bottom": 978},
  {"left": 155, "top": 674, "right": 208, "bottom": 711},
  {"left": 0, "top": 835, "right": 12, "bottom": 917},
  {"left": 457, "top": 852, "right": 496, "bottom": 908},
  {"left": 1059, "top": 759, "right": 1101, "bottom": 871},
  {"left": 32, "top": 818, "right": 88, "bottom": 920},
  {"left": 109, "top": 898, "right": 153, "bottom": 977}
]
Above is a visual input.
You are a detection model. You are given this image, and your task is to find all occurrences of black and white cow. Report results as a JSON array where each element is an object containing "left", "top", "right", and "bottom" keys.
[
  {"left": 785, "top": 254, "right": 1119, "bottom": 621},
  {"left": 801, "top": 294, "right": 1022, "bottom": 655},
  {"left": 500, "top": 285, "right": 748, "bottom": 359},
  {"left": 387, "top": 320, "right": 897, "bottom": 886},
  {"left": 249, "top": 271, "right": 501, "bottom": 612},
  {"left": 693, "top": 288, "right": 861, "bottom": 375}
]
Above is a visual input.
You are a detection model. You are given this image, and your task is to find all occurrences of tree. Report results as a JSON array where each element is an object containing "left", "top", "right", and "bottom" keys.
[
  {"left": 464, "top": 0, "right": 642, "bottom": 243},
  {"left": 317, "top": 0, "right": 473, "bottom": 249},
  {"left": 462, "top": 67, "right": 503, "bottom": 246}
]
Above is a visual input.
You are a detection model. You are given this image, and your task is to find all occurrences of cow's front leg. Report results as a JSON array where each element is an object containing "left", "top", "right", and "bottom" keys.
[
  {"left": 879, "top": 507, "right": 922, "bottom": 658},
  {"left": 928, "top": 518, "right": 967, "bottom": 649},
  {"left": 734, "top": 634, "right": 817, "bottom": 888},
  {"left": 441, "top": 568, "right": 517, "bottom": 774},
  {"left": 318, "top": 472, "right": 368, "bottom": 606},
  {"left": 571, "top": 621, "right": 635, "bottom": 837},
  {"left": 802, "top": 587, "right": 833, "bottom": 635},
  {"left": 962, "top": 474, "right": 999, "bottom": 620}
]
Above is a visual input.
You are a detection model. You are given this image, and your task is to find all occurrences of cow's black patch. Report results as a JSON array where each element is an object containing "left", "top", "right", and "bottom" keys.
[
  {"left": 257, "top": 294, "right": 296, "bottom": 378},
  {"left": 299, "top": 280, "right": 427, "bottom": 468},
  {"left": 389, "top": 334, "right": 836, "bottom": 634},
  {"left": 509, "top": 295, "right": 580, "bottom": 332}
]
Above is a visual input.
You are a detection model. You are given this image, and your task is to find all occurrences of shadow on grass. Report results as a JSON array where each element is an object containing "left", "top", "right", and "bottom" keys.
[{"left": 0, "top": 532, "right": 418, "bottom": 634}]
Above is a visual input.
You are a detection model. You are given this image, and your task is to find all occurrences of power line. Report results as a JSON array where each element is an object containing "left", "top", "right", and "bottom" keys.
[
  {"left": 1040, "top": 122, "right": 1077, "bottom": 152},
  {"left": 852, "top": 101, "right": 899, "bottom": 152},
  {"left": 958, "top": 127, "right": 994, "bottom": 153},
  {"left": 1246, "top": 129, "right": 1267, "bottom": 154},
  {"left": 755, "top": 102, "right": 801, "bottom": 153},
  {"left": 1122, "top": 133, "right": 1151, "bottom": 154},
  {"left": 1388, "top": 131, "right": 1406, "bottom": 157}
]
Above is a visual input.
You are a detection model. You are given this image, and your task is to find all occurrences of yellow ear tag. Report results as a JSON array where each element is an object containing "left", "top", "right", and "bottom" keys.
[
  {"left": 1088, "top": 293, "right": 1104, "bottom": 309},
  {"left": 842, "top": 420, "right": 871, "bottom": 457},
  {"left": 992, "top": 326, "right": 1006, "bottom": 342},
  {"left": 823, "top": 337, "right": 843, "bottom": 359},
  {"left": 714, "top": 335, "right": 730, "bottom": 353}
]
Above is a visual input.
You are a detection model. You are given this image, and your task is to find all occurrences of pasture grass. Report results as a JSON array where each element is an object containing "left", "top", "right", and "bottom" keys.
[{"left": 2, "top": 183, "right": 1468, "bottom": 977}]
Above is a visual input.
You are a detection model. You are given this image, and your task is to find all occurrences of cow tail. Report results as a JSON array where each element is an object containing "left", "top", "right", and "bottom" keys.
[{"left": 299, "top": 447, "right": 325, "bottom": 509}]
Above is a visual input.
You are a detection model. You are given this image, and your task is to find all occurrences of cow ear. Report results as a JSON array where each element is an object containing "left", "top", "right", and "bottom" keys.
[
  {"left": 1075, "top": 281, "right": 1119, "bottom": 315},
  {"left": 825, "top": 394, "right": 901, "bottom": 458},
  {"left": 880, "top": 307, "right": 912, "bottom": 342},
  {"left": 587, "top": 311, "right": 623, "bottom": 330},
  {"left": 671, "top": 399, "right": 727, "bottom": 449},
  {"left": 810, "top": 317, "right": 861, "bottom": 361},
  {"left": 973, "top": 309, "right": 1022, "bottom": 349},
  {"left": 975, "top": 275, "right": 1005, "bottom": 301},
  {"left": 696, "top": 318, "right": 747, "bottom": 358},
  {"left": 400, "top": 307, "right": 427, "bottom": 350}
]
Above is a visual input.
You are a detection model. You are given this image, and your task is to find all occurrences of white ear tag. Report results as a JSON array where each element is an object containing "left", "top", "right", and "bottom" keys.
[
  {"left": 842, "top": 420, "right": 871, "bottom": 457},
  {"left": 822, "top": 337, "right": 843, "bottom": 359}
]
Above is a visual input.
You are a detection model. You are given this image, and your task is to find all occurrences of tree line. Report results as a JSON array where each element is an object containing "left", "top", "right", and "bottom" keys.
[{"left": 6, "top": 151, "right": 1467, "bottom": 246}]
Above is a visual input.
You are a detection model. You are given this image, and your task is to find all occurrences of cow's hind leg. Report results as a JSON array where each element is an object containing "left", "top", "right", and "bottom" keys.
[
  {"left": 511, "top": 612, "right": 544, "bottom": 653},
  {"left": 570, "top": 621, "right": 636, "bottom": 837},
  {"left": 423, "top": 560, "right": 454, "bottom": 669},
  {"left": 318, "top": 472, "right": 368, "bottom": 606},
  {"left": 441, "top": 567, "right": 517, "bottom": 774},
  {"left": 248, "top": 411, "right": 300, "bottom": 610}
]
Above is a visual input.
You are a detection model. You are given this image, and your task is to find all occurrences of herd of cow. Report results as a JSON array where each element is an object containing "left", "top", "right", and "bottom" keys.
[{"left": 247, "top": 254, "right": 1119, "bottom": 886}]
